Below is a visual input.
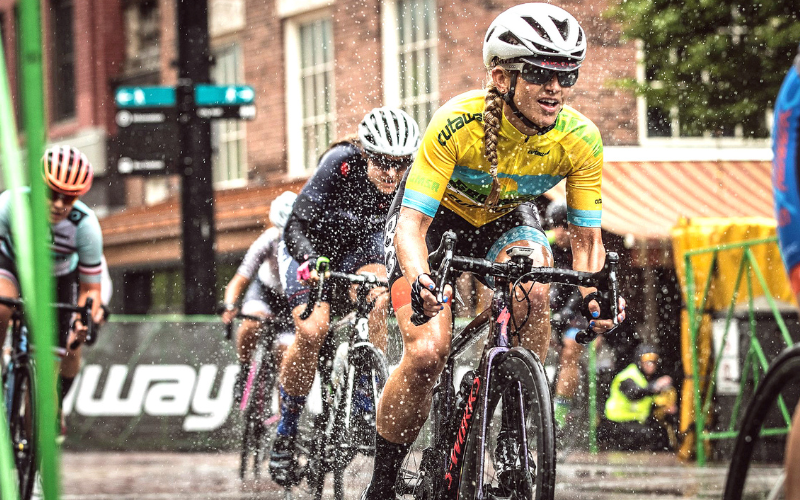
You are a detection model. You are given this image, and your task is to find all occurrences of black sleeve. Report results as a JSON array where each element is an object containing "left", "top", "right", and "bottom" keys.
[
  {"left": 618, "top": 378, "right": 656, "bottom": 400},
  {"left": 283, "top": 144, "right": 352, "bottom": 262},
  {"left": 284, "top": 194, "right": 322, "bottom": 262}
]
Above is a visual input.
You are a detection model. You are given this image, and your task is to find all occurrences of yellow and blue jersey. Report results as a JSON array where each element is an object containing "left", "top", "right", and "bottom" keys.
[{"left": 402, "top": 89, "right": 604, "bottom": 228}]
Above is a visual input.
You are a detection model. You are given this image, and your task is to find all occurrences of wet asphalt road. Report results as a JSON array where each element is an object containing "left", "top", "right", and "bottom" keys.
[{"left": 59, "top": 450, "right": 782, "bottom": 499}]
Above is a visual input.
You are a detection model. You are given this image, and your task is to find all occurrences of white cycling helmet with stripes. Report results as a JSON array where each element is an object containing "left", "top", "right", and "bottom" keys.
[
  {"left": 358, "top": 107, "right": 421, "bottom": 157},
  {"left": 483, "top": 3, "right": 587, "bottom": 70}
]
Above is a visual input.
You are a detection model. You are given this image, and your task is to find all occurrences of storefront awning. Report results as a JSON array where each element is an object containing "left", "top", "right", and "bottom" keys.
[{"left": 546, "top": 160, "right": 775, "bottom": 242}]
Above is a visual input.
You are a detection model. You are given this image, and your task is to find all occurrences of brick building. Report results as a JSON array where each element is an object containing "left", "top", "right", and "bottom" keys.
[{"left": 0, "top": 0, "right": 772, "bottom": 339}]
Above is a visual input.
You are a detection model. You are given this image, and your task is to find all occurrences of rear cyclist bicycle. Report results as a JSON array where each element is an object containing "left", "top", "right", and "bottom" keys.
[
  {"left": 0, "top": 146, "right": 105, "bottom": 430},
  {"left": 220, "top": 191, "right": 297, "bottom": 405},
  {"left": 364, "top": 4, "right": 626, "bottom": 497},
  {"left": 268, "top": 107, "right": 421, "bottom": 486}
]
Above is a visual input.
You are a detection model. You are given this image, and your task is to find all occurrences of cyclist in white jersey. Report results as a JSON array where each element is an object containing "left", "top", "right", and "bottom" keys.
[
  {"left": 221, "top": 191, "right": 297, "bottom": 404},
  {"left": 0, "top": 146, "right": 105, "bottom": 406}
]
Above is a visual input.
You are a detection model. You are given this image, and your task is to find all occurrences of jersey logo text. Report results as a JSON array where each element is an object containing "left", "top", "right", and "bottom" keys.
[{"left": 437, "top": 113, "right": 483, "bottom": 146}]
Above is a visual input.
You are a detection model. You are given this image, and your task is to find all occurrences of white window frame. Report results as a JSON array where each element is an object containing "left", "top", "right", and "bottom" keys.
[
  {"left": 211, "top": 43, "right": 248, "bottom": 188},
  {"left": 381, "top": 0, "right": 439, "bottom": 129},
  {"left": 636, "top": 39, "right": 770, "bottom": 148},
  {"left": 284, "top": 10, "right": 336, "bottom": 176}
]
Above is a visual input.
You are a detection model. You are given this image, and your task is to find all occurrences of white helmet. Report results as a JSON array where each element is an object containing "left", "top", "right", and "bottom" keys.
[
  {"left": 483, "top": 3, "right": 586, "bottom": 70},
  {"left": 358, "top": 107, "right": 421, "bottom": 157},
  {"left": 269, "top": 191, "right": 297, "bottom": 229}
]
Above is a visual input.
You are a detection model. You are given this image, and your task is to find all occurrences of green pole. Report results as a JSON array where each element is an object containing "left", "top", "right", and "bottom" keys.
[
  {"left": 18, "top": 0, "right": 61, "bottom": 498},
  {"left": 0, "top": 26, "right": 22, "bottom": 500}
]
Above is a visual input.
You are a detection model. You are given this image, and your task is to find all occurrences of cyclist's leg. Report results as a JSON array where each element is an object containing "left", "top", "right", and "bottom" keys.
[
  {"left": 270, "top": 246, "right": 331, "bottom": 486},
  {"left": 236, "top": 279, "right": 273, "bottom": 363},
  {"left": 554, "top": 330, "right": 584, "bottom": 428},
  {"left": 484, "top": 203, "right": 553, "bottom": 361},
  {"left": 343, "top": 230, "right": 390, "bottom": 353}
]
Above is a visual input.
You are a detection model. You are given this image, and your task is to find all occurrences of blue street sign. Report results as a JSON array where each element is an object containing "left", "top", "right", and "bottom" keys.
[
  {"left": 115, "top": 86, "right": 176, "bottom": 108},
  {"left": 194, "top": 84, "right": 256, "bottom": 106}
]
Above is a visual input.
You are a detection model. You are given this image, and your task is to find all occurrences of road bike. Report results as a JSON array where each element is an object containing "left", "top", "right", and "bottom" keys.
[
  {"left": 0, "top": 296, "right": 94, "bottom": 500},
  {"left": 224, "top": 313, "right": 283, "bottom": 482},
  {"left": 290, "top": 266, "right": 391, "bottom": 500},
  {"left": 395, "top": 230, "right": 620, "bottom": 500},
  {"left": 722, "top": 343, "right": 800, "bottom": 500}
]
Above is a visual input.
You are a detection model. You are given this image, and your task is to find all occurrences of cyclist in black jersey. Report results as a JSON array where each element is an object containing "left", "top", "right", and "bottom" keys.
[{"left": 268, "top": 107, "right": 422, "bottom": 487}]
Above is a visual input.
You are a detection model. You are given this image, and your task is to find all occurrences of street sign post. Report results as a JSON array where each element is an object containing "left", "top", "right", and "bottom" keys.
[{"left": 112, "top": 5, "right": 259, "bottom": 314}]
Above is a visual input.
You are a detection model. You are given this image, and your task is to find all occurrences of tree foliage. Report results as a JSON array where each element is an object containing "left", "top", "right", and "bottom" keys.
[{"left": 607, "top": 0, "right": 800, "bottom": 138}]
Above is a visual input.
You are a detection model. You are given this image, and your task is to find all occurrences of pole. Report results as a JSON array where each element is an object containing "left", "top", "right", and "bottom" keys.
[
  {"left": 176, "top": 0, "right": 217, "bottom": 314},
  {"left": 18, "top": 0, "right": 61, "bottom": 496}
]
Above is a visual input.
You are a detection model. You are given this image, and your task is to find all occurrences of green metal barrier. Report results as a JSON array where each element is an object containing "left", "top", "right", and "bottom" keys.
[{"left": 685, "top": 237, "right": 793, "bottom": 465}]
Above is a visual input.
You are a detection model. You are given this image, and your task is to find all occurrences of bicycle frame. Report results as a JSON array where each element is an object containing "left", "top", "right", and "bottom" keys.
[{"left": 399, "top": 230, "right": 620, "bottom": 500}]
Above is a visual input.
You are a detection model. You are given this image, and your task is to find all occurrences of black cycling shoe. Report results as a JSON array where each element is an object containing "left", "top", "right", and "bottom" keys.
[{"left": 269, "top": 433, "right": 301, "bottom": 487}]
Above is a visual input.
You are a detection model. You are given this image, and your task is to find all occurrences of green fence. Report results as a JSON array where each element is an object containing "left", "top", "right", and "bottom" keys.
[{"left": 685, "top": 237, "right": 795, "bottom": 465}]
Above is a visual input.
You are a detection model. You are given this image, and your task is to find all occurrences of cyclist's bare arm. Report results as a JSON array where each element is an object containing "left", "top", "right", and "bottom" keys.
[
  {"left": 395, "top": 207, "right": 452, "bottom": 318},
  {"left": 569, "top": 224, "right": 625, "bottom": 332},
  {"left": 222, "top": 273, "right": 250, "bottom": 323}
]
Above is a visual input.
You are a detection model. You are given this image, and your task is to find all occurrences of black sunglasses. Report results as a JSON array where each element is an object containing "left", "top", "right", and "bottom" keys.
[
  {"left": 519, "top": 65, "right": 579, "bottom": 87},
  {"left": 49, "top": 189, "right": 78, "bottom": 205},
  {"left": 368, "top": 154, "right": 413, "bottom": 172}
]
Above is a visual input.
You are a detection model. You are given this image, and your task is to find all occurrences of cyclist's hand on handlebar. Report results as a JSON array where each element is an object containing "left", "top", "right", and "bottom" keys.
[
  {"left": 297, "top": 255, "right": 330, "bottom": 285},
  {"left": 410, "top": 273, "right": 452, "bottom": 324},
  {"left": 67, "top": 316, "right": 88, "bottom": 351},
  {"left": 582, "top": 292, "right": 626, "bottom": 333},
  {"left": 217, "top": 303, "right": 238, "bottom": 324}
]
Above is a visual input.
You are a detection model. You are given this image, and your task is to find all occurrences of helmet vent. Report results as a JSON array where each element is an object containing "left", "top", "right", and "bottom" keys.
[
  {"left": 521, "top": 16, "right": 550, "bottom": 42},
  {"left": 498, "top": 31, "right": 522, "bottom": 46},
  {"left": 532, "top": 41, "right": 558, "bottom": 55},
  {"left": 550, "top": 16, "right": 570, "bottom": 40},
  {"left": 485, "top": 26, "right": 496, "bottom": 43}
]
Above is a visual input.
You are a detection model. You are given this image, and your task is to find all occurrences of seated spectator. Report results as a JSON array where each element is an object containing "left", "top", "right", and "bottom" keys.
[{"left": 599, "top": 343, "right": 677, "bottom": 452}]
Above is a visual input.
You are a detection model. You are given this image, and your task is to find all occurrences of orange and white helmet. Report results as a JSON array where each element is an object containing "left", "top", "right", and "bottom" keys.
[{"left": 42, "top": 146, "right": 93, "bottom": 197}]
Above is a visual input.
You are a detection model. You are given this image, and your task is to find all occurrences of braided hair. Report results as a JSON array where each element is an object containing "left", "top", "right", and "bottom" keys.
[{"left": 483, "top": 81, "right": 505, "bottom": 209}]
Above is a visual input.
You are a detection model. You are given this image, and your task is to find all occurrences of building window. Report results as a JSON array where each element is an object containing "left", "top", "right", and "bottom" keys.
[
  {"left": 50, "top": 0, "right": 76, "bottom": 122},
  {"left": 636, "top": 42, "right": 769, "bottom": 144},
  {"left": 211, "top": 44, "right": 247, "bottom": 186},
  {"left": 123, "top": 0, "right": 160, "bottom": 77},
  {"left": 382, "top": 0, "right": 439, "bottom": 129},
  {"left": 284, "top": 15, "right": 335, "bottom": 175}
]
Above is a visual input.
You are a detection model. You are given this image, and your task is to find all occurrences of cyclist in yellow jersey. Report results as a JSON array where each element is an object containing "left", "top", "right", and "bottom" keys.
[{"left": 364, "top": 4, "right": 626, "bottom": 498}]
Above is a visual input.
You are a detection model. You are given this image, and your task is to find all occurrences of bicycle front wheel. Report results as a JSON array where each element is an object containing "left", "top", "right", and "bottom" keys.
[
  {"left": 458, "top": 347, "right": 556, "bottom": 500},
  {"left": 8, "top": 362, "right": 37, "bottom": 500},
  {"left": 723, "top": 344, "right": 800, "bottom": 500},
  {"left": 328, "top": 342, "right": 389, "bottom": 500}
]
